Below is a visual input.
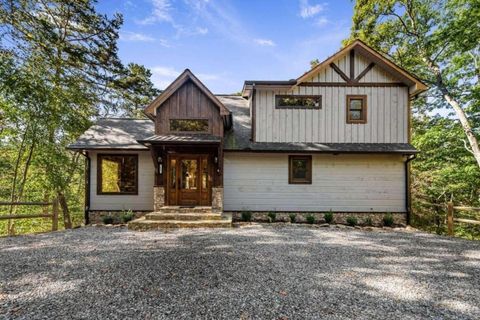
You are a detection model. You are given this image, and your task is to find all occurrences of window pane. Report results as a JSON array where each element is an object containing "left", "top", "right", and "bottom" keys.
[
  {"left": 100, "top": 155, "right": 137, "bottom": 194},
  {"left": 350, "top": 110, "right": 362, "bottom": 120},
  {"left": 181, "top": 159, "right": 198, "bottom": 190},
  {"left": 292, "top": 159, "right": 308, "bottom": 179},
  {"left": 170, "top": 119, "right": 208, "bottom": 132},
  {"left": 276, "top": 96, "right": 321, "bottom": 108},
  {"left": 201, "top": 158, "right": 208, "bottom": 190},
  {"left": 350, "top": 99, "right": 363, "bottom": 110}
]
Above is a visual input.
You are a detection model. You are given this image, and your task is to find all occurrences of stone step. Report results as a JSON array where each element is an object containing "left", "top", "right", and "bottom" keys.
[
  {"left": 128, "top": 217, "right": 232, "bottom": 231},
  {"left": 145, "top": 213, "right": 222, "bottom": 221},
  {"left": 156, "top": 206, "right": 214, "bottom": 214}
]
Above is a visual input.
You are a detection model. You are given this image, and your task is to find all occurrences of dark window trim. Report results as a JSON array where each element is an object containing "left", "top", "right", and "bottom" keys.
[
  {"left": 97, "top": 154, "right": 139, "bottom": 195},
  {"left": 168, "top": 118, "right": 210, "bottom": 134},
  {"left": 346, "top": 95, "right": 367, "bottom": 124},
  {"left": 288, "top": 155, "right": 312, "bottom": 184},
  {"left": 275, "top": 95, "right": 322, "bottom": 110}
]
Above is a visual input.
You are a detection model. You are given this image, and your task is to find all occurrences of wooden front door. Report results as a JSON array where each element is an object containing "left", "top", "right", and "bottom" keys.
[{"left": 167, "top": 154, "right": 212, "bottom": 206}]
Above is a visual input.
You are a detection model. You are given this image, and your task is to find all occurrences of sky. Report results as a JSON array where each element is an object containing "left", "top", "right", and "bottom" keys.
[{"left": 96, "top": 0, "right": 354, "bottom": 94}]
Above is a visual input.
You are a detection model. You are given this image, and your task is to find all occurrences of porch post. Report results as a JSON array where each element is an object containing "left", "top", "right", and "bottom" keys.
[
  {"left": 149, "top": 145, "right": 165, "bottom": 211},
  {"left": 212, "top": 143, "right": 224, "bottom": 212}
]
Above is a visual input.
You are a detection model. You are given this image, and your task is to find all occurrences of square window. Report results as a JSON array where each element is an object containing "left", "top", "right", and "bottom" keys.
[
  {"left": 97, "top": 154, "right": 138, "bottom": 195},
  {"left": 289, "top": 155, "right": 312, "bottom": 184},
  {"left": 347, "top": 95, "right": 367, "bottom": 123}
]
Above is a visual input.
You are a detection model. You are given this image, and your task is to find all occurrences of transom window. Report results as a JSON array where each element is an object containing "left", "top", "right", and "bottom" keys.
[
  {"left": 275, "top": 95, "right": 322, "bottom": 109},
  {"left": 170, "top": 119, "right": 209, "bottom": 132},
  {"left": 289, "top": 155, "right": 312, "bottom": 184},
  {"left": 97, "top": 154, "right": 138, "bottom": 195},
  {"left": 346, "top": 95, "right": 367, "bottom": 124}
]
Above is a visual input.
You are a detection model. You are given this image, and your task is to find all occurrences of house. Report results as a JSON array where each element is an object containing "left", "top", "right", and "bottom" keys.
[{"left": 68, "top": 40, "right": 427, "bottom": 228}]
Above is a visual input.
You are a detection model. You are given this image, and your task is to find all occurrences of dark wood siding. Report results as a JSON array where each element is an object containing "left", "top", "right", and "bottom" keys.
[{"left": 155, "top": 80, "right": 224, "bottom": 136}]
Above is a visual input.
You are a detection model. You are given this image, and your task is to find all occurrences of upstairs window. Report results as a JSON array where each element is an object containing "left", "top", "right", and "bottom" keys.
[
  {"left": 289, "top": 155, "right": 312, "bottom": 184},
  {"left": 346, "top": 95, "right": 367, "bottom": 124},
  {"left": 170, "top": 119, "right": 209, "bottom": 132},
  {"left": 275, "top": 95, "right": 322, "bottom": 109},
  {"left": 97, "top": 154, "right": 138, "bottom": 195}
]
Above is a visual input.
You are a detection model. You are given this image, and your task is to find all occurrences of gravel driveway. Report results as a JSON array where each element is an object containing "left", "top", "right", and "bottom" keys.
[{"left": 1, "top": 225, "right": 479, "bottom": 320}]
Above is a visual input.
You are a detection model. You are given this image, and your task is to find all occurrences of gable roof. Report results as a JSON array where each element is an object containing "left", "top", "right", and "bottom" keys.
[
  {"left": 295, "top": 39, "right": 428, "bottom": 96},
  {"left": 144, "top": 69, "right": 231, "bottom": 118}
]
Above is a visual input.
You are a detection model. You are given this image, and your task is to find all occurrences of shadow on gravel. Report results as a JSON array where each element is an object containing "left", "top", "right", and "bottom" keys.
[{"left": 0, "top": 225, "right": 479, "bottom": 319}]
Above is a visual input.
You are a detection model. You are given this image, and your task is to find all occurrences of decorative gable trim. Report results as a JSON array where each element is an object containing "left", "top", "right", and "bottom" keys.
[{"left": 144, "top": 69, "right": 231, "bottom": 117}]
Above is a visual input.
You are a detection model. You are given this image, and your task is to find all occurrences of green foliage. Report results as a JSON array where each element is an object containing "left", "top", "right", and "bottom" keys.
[
  {"left": 120, "top": 210, "right": 135, "bottom": 223},
  {"left": 267, "top": 212, "right": 276, "bottom": 223},
  {"left": 289, "top": 213, "right": 297, "bottom": 223},
  {"left": 346, "top": 216, "right": 358, "bottom": 227},
  {"left": 306, "top": 214, "right": 315, "bottom": 224},
  {"left": 364, "top": 217, "right": 373, "bottom": 227},
  {"left": 102, "top": 216, "right": 114, "bottom": 225},
  {"left": 241, "top": 211, "right": 252, "bottom": 222},
  {"left": 324, "top": 212, "right": 334, "bottom": 224},
  {"left": 383, "top": 214, "right": 394, "bottom": 227}
]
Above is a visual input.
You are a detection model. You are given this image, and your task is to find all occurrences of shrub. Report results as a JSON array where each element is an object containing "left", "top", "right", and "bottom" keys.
[
  {"left": 306, "top": 214, "right": 315, "bottom": 224},
  {"left": 121, "top": 210, "right": 135, "bottom": 223},
  {"left": 241, "top": 211, "right": 252, "bottom": 222},
  {"left": 289, "top": 213, "right": 297, "bottom": 223},
  {"left": 364, "top": 216, "right": 373, "bottom": 226},
  {"left": 324, "top": 212, "right": 334, "bottom": 224},
  {"left": 267, "top": 212, "right": 276, "bottom": 223},
  {"left": 102, "top": 215, "right": 114, "bottom": 225},
  {"left": 383, "top": 213, "right": 394, "bottom": 227},
  {"left": 346, "top": 216, "right": 357, "bottom": 227}
]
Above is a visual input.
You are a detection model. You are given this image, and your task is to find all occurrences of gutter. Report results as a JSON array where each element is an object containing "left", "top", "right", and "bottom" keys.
[
  {"left": 405, "top": 154, "right": 416, "bottom": 225},
  {"left": 78, "top": 150, "right": 91, "bottom": 225}
]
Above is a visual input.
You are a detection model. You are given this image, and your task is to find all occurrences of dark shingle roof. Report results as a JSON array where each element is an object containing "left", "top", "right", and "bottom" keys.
[{"left": 69, "top": 95, "right": 418, "bottom": 154}]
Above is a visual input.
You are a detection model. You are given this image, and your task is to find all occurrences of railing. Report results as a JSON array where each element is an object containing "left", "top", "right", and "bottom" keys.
[
  {"left": 0, "top": 199, "right": 59, "bottom": 233},
  {"left": 446, "top": 202, "right": 480, "bottom": 236}
]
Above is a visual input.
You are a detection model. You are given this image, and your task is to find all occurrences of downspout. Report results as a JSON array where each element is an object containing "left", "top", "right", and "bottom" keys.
[
  {"left": 405, "top": 154, "right": 416, "bottom": 225},
  {"left": 78, "top": 150, "right": 91, "bottom": 225}
]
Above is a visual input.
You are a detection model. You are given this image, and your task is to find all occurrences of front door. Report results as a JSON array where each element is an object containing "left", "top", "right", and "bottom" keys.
[{"left": 167, "top": 154, "right": 211, "bottom": 206}]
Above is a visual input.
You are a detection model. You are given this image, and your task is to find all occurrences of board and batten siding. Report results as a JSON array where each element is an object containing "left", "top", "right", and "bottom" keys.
[
  {"left": 89, "top": 151, "right": 154, "bottom": 211},
  {"left": 254, "top": 52, "right": 409, "bottom": 143},
  {"left": 224, "top": 153, "right": 406, "bottom": 212}
]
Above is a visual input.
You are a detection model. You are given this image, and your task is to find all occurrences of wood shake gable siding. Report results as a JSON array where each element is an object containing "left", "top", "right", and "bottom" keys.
[
  {"left": 223, "top": 153, "right": 406, "bottom": 212},
  {"left": 254, "top": 52, "right": 409, "bottom": 143}
]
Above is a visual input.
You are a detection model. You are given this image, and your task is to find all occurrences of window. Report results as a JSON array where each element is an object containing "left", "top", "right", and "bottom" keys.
[
  {"left": 346, "top": 95, "right": 367, "bottom": 123},
  {"left": 289, "top": 155, "right": 312, "bottom": 184},
  {"left": 170, "top": 119, "right": 209, "bottom": 132},
  {"left": 97, "top": 154, "right": 138, "bottom": 195},
  {"left": 275, "top": 95, "right": 322, "bottom": 109}
]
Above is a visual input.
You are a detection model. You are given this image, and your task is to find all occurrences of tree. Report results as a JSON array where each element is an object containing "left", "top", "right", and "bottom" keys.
[{"left": 346, "top": 0, "right": 480, "bottom": 169}]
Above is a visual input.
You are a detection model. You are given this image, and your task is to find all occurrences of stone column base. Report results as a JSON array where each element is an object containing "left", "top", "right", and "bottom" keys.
[
  {"left": 153, "top": 186, "right": 165, "bottom": 211},
  {"left": 212, "top": 187, "right": 224, "bottom": 213}
]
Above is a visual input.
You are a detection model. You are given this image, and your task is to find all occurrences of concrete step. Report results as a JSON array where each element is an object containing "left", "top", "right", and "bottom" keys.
[
  {"left": 145, "top": 212, "right": 222, "bottom": 221},
  {"left": 156, "top": 206, "right": 214, "bottom": 214},
  {"left": 128, "top": 217, "right": 232, "bottom": 231}
]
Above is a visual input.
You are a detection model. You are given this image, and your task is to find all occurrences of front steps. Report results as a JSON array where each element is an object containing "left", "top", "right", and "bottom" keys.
[{"left": 128, "top": 206, "right": 232, "bottom": 231}]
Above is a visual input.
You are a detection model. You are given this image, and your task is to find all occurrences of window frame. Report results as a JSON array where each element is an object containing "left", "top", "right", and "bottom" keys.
[
  {"left": 346, "top": 95, "right": 367, "bottom": 124},
  {"left": 275, "top": 95, "right": 322, "bottom": 110},
  {"left": 169, "top": 118, "right": 210, "bottom": 133},
  {"left": 288, "top": 155, "right": 312, "bottom": 185},
  {"left": 97, "top": 154, "right": 139, "bottom": 195}
]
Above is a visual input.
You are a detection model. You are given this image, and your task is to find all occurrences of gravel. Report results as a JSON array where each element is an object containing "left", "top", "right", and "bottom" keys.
[{"left": 1, "top": 225, "right": 479, "bottom": 320}]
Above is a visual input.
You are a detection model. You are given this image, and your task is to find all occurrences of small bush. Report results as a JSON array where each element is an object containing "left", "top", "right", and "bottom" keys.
[
  {"left": 324, "top": 212, "right": 334, "bottom": 224},
  {"left": 383, "top": 213, "right": 394, "bottom": 227},
  {"left": 364, "top": 216, "right": 373, "bottom": 226},
  {"left": 306, "top": 214, "right": 315, "bottom": 224},
  {"left": 346, "top": 216, "right": 357, "bottom": 227},
  {"left": 102, "top": 215, "right": 114, "bottom": 225},
  {"left": 241, "top": 211, "right": 252, "bottom": 222},
  {"left": 121, "top": 210, "right": 135, "bottom": 223},
  {"left": 289, "top": 213, "right": 297, "bottom": 223},
  {"left": 267, "top": 212, "right": 276, "bottom": 223}
]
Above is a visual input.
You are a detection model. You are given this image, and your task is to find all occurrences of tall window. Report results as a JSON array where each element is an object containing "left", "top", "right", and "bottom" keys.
[
  {"left": 170, "top": 119, "right": 209, "bottom": 132},
  {"left": 289, "top": 155, "right": 312, "bottom": 184},
  {"left": 275, "top": 95, "right": 322, "bottom": 109},
  {"left": 346, "top": 95, "right": 367, "bottom": 123},
  {"left": 97, "top": 154, "right": 138, "bottom": 195}
]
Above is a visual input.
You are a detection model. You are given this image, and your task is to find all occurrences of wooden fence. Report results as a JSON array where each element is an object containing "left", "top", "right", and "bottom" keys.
[
  {"left": 446, "top": 202, "right": 480, "bottom": 236},
  {"left": 0, "top": 199, "right": 59, "bottom": 233}
]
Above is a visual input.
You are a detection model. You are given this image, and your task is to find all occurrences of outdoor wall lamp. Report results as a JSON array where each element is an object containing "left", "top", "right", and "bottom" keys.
[
  {"left": 214, "top": 156, "right": 218, "bottom": 164},
  {"left": 157, "top": 156, "right": 163, "bottom": 174}
]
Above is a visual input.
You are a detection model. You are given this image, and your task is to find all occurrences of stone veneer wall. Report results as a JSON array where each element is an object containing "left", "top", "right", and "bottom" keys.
[
  {"left": 212, "top": 187, "right": 223, "bottom": 213},
  {"left": 153, "top": 186, "right": 165, "bottom": 211},
  {"left": 88, "top": 211, "right": 149, "bottom": 224},
  {"left": 228, "top": 212, "right": 407, "bottom": 226}
]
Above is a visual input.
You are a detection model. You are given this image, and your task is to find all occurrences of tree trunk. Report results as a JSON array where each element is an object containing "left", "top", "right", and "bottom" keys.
[{"left": 57, "top": 192, "right": 72, "bottom": 229}]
